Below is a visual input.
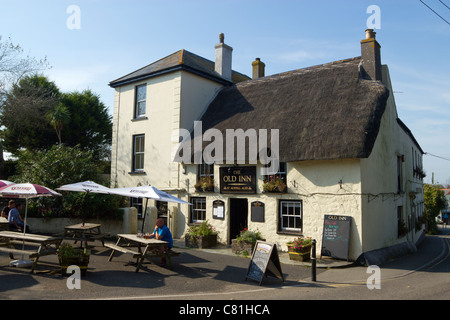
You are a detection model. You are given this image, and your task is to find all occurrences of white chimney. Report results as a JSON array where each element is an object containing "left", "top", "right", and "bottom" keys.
[{"left": 215, "top": 33, "right": 233, "bottom": 81}]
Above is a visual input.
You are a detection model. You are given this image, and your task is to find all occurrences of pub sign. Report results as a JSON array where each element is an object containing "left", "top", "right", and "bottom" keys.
[{"left": 220, "top": 166, "right": 256, "bottom": 194}]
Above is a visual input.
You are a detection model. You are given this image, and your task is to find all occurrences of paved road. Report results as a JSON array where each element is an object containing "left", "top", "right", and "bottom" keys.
[{"left": 1, "top": 227, "right": 449, "bottom": 314}]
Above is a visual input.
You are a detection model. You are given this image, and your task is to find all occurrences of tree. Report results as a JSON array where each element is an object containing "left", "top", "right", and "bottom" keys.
[
  {"left": 46, "top": 103, "right": 70, "bottom": 145},
  {"left": 423, "top": 184, "right": 446, "bottom": 234},
  {"left": 0, "top": 76, "right": 112, "bottom": 160},
  {"left": 0, "top": 74, "right": 60, "bottom": 154},
  {"left": 59, "top": 89, "right": 112, "bottom": 160},
  {"left": 0, "top": 36, "right": 50, "bottom": 99}
]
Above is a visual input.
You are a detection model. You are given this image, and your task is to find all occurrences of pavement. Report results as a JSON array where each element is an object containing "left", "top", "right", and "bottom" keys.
[{"left": 0, "top": 225, "right": 448, "bottom": 300}]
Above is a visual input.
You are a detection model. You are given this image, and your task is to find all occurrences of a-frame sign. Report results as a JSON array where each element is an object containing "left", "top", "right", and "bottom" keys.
[{"left": 245, "top": 241, "right": 284, "bottom": 285}]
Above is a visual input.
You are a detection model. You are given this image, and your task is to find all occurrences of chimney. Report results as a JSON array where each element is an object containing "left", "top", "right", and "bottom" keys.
[
  {"left": 360, "top": 29, "right": 382, "bottom": 81},
  {"left": 252, "top": 58, "right": 265, "bottom": 79},
  {"left": 215, "top": 33, "right": 233, "bottom": 81}
]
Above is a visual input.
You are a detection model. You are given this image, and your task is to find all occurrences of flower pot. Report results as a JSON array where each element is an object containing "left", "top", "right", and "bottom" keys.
[
  {"left": 231, "top": 239, "right": 256, "bottom": 255},
  {"left": 59, "top": 254, "right": 90, "bottom": 276},
  {"left": 185, "top": 234, "right": 218, "bottom": 249},
  {"left": 288, "top": 251, "right": 311, "bottom": 262},
  {"left": 286, "top": 243, "right": 312, "bottom": 261}
]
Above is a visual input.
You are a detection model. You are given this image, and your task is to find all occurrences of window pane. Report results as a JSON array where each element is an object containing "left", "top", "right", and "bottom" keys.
[
  {"left": 279, "top": 200, "right": 302, "bottom": 232},
  {"left": 133, "top": 135, "right": 144, "bottom": 171},
  {"left": 135, "top": 85, "right": 146, "bottom": 116}
]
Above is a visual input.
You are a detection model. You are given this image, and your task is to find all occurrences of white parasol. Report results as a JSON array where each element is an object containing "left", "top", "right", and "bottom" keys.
[
  {"left": 57, "top": 180, "right": 111, "bottom": 225},
  {"left": 57, "top": 180, "right": 111, "bottom": 194},
  {"left": 0, "top": 183, "right": 61, "bottom": 267},
  {"left": 108, "top": 185, "right": 191, "bottom": 232}
]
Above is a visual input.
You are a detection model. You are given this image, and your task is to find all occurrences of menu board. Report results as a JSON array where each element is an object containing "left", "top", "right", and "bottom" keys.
[
  {"left": 321, "top": 215, "right": 351, "bottom": 261},
  {"left": 245, "top": 241, "right": 284, "bottom": 285}
]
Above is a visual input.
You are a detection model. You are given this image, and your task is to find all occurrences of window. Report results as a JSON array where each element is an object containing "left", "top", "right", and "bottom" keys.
[
  {"left": 130, "top": 197, "right": 143, "bottom": 218},
  {"left": 135, "top": 84, "right": 146, "bottom": 118},
  {"left": 263, "top": 162, "right": 287, "bottom": 193},
  {"left": 397, "top": 155, "right": 403, "bottom": 193},
  {"left": 195, "top": 163, "right": 214, "bottom": 191},
  {"left": 198, "top": 163, "right": 214, "bottom": 180},
  {"left": 279, "top": 200, "right": 302, "bottom": 232},
  {"left": 190, "top": 197, "right": 206, "bottom": 222},
  {"left": 133, "top": 134, "right": 145, "bottom": 172}
]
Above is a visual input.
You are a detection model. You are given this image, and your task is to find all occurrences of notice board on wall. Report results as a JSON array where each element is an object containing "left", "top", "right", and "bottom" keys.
[{"left": 320, "top": 215, "right": 351, "bottom": 261}]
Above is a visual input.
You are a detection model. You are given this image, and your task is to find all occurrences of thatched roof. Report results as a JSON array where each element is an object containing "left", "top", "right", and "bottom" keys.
[
  {"left": 109, "top": 49, "right": 250, "bottom": 88},
  {"left": 187, "top": 57, "right": 390, "bottom": 163}
]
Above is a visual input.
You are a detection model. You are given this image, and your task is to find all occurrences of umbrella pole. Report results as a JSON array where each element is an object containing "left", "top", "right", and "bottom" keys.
[{"left": 141, "top": 198, "right": 149, "bottom": 233}]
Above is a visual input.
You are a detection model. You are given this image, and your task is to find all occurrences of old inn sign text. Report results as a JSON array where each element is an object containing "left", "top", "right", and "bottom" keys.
[{"left": 220, "top": 166, "right": 256, "bottom": 194}]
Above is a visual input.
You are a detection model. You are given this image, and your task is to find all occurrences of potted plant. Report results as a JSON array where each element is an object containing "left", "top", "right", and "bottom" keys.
[
  {"left": 231, "top": 229, "right": 264, "bottom": 257},
  {"left": 194, "top": 177, "right": 215, "bottom": 192},
  {"left": 262, "top": 176, "right": 287, "bottom": 193},
  {"left": 57, "top": 243, "right": 90, "bottom": 276},
  {"left": 286, "top": 236, "right": 312, "bottom": 261},
  {"left": 185, "top": 220, "right": 218, "bottom": 248}
]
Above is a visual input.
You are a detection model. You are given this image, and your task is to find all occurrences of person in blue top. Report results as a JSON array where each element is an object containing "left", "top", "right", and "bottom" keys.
[
  {"left": 8, "top": 202, "right": 30, "bottom": 233},
  {"left": 149, "top": 218, "right": 173, "bottom": 266}
]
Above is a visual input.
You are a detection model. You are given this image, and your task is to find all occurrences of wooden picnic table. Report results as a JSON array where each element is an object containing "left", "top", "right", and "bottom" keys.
[
  {"left": 105, "top": 234, "right": 180, "bottom": 272},
  {"left": 63, "top": 223, "right": 108, "bottom": 247},
  {"left": 0, "top": 231, "right": 63, "bottom": 273}
]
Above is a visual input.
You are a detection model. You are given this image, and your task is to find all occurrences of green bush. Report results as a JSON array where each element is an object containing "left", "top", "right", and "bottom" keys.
[{"left": 10, "top": 145, "right": 126, "bottom": 220}]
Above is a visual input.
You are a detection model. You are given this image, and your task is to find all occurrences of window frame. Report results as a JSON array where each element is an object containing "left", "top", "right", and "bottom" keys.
[
  {"left": 134, "top": 84, "right": 147, "bottom": 118},
  {"left": 190, "top": 197, "right": 206, "bottom": 223},
  {"left": 132, "top": 134, "right": 145, "bottom": 172},
  {"left": 278, "top": 200, "right": 303, "bottom": 233}
]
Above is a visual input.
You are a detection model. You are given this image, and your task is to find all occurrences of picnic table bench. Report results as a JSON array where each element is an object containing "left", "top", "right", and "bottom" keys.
[
  {"left": 0, "top": 231, "right": 63, "bottom": 273},
  {"left": 105, "top": 234, "right": 180, "bottom": 272},
  {"left": 63, "top": 223, "right": 109, "bottom": 247}
]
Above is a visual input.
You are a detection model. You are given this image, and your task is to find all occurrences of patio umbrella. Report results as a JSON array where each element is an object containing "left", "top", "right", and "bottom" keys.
[
  {"left": 108, "top": 185, "right": 191, "bottom": 232},
  {"left": 0, "top": 183, "right": 61, "bottom": 267},
  {"left": 57, "top": 180, "right": 111, "bottom": 225},
  {"left": 57, "top": 180, "right": 111, "bottom": 194},
  {"left": 0, "top": 180, "right": 15, "bottom": 188}
]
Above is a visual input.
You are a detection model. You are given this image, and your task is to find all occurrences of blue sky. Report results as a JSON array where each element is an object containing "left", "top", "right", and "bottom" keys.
[{"left": 1, "top": 0, "right": 450, "bottom": 184}]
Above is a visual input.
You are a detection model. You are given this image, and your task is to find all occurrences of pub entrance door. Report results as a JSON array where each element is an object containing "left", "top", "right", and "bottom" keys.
[{"left": 229, "top": 198, "right": 248, "bottom": 244}]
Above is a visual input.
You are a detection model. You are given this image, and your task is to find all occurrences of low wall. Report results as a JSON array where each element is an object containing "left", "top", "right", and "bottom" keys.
[{"left": 26, "top": 207, "right": 138, "bottom": 236}]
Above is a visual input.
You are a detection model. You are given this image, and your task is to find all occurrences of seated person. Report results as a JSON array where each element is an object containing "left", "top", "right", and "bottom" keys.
[
  {"left": 1, "top": 200, "right": 14, "bottom": 218},
  {"left": 8, "top": 203, "right": 31, "bottom": 233},
  {"left": 149, "top": 218, "right": 173, "bottom": 266}
]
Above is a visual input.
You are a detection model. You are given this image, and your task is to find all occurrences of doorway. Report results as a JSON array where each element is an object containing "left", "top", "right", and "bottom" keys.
[{"left": 229, "top": 198, "right": 248, "bottom": 244}]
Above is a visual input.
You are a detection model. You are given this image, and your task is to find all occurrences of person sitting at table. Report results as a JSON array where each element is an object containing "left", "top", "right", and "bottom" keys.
[
  {"left": 148, "top": 218, "right": 173, "bottom": 266},
  {"left": 8, "top": 203, "right": 31, "bottom": 233},
  {"left": 1, "top": 200, "right": 15, "bottom": 218}
]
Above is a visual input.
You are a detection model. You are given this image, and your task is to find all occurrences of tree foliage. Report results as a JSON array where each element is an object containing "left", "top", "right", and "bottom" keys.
[
  {"left": 11, "top": 145, "right": 125, "bottom": 219},
  {"left": 423, "top": 184, "right": 446, "bottom": 234},
  {"left": 1, "top": 74, "right": 60, "bottom": 153},
  {"left": 0, "top": 75, "right": 112, "bottom": 160},
  {"left": 59, "top": 89, "right": 112, "bottom": 160}
]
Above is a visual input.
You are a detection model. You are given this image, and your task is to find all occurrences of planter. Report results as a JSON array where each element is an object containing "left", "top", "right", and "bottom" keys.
[
  {"left": 288, "top": 251, "right": 311, "bottom": 262},
  {"left": 58, "top": 254, "right": 90, "bottom": 276},
  {"left": 286, "top": 244, "right": 312, "bottom": 261},
  {"left": 185, "top": 234, "right": 218, "bottom": 249},
  {"left": 231, "top": 239, "right": 256, "bottom": 255}
]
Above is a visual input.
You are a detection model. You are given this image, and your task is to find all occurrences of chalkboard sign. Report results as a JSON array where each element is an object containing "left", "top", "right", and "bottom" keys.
[
  {"left": 245, "top": 241, "right": 284, "bottom": 285},
  {"left": 321, "top": 215, "right": 351, "bottom": 261}
]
